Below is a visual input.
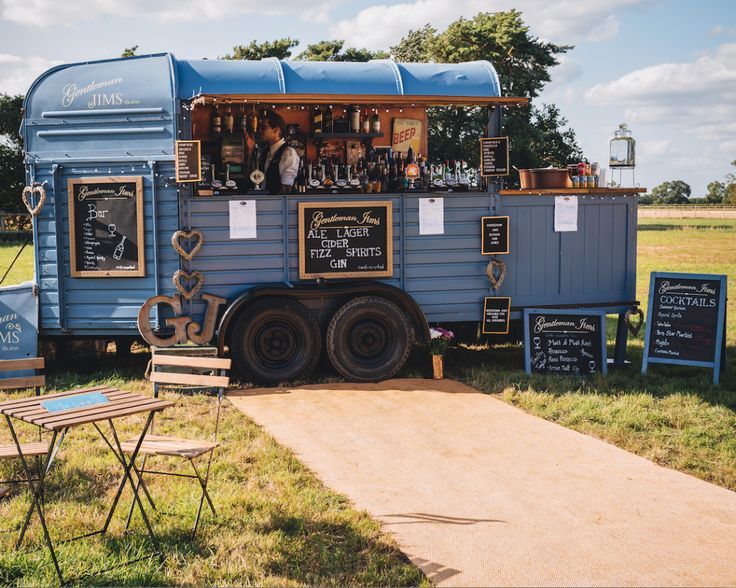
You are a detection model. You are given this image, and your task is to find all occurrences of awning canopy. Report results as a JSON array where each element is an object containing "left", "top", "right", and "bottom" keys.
[{"left": 176, "top": 58, "right": 528, "bottom": 106}]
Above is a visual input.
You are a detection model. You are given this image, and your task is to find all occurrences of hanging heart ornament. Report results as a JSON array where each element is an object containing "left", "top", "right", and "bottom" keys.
[
  {"left": 173, "top": 270, "right": 204, "bottom": 300},
  {"left": 486, "top": 259, "right": 507, "bottom": 290},
  {"left": 625, "top": 307, "right": 644, "bottom": 337},
  {"left": 21, "top": 185, "right": 46, "bottom": 217},
  {"left": 171, "top": 229, "right": 204, "bottom": 261}
]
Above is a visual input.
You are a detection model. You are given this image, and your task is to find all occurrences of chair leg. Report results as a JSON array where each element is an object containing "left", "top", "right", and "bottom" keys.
[{"left": 189, "top": 458, "right": 216, "bottom": 538}]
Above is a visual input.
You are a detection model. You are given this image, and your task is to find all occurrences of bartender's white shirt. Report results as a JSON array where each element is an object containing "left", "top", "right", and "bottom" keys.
[{"left": 264, "top": 138, "right": 299, "bottom": 186}]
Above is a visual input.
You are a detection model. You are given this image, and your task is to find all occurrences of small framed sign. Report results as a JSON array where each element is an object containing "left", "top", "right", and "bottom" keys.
[
  {"left": 481, "top": 216, "right": 509, "bottom": 255},
  {"left": 482, "top": 297, "right": 511, "bottom": 335},
  {"left": 642, "top": 272, "right": 727, "bottom": 384},
  {"left": 175, "top": 140, "right": 202, "bottom": 183},
  {"left": 524, "top": 308, "right": 607, "bottom": 376},
  {"left": 479, "top": 136, "right": 509, "bottom": 177},
  {"left": 298, "top": 201, "right": 393, "bottom": 279}
]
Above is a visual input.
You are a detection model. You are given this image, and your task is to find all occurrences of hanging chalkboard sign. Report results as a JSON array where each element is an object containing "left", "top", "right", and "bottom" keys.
[
  {"left": 481, "top": 216, "right": 509, "bottom": 254},
  {"left": 479, "top": 136, "right": 509, "bottom": 177},
  {"left": 642, "top": 272, "right": 727, "bottom": 384},
  {"left": 482, "top": 297, "right": 511, "bottom": 334},
  {"left": 523, "top": 308, "right": 607, "bottom": 376},
  {"left": 298, "top": 201, "right": 393, "bottom": 279},
  {"left": 175, "top": 140, "right": 202, "bottom": 182},
  {"left": 68, "top": 176, "right": 145, "bottom": 278}
]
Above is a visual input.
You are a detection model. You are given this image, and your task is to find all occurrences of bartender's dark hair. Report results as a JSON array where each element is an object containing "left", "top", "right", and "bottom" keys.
[{"left": 262, "top": 110, "right": 285, "bottom": 138}]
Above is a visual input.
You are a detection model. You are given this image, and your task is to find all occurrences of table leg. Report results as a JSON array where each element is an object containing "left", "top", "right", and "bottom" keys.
[
  {"left": 16, "top": 429, "right": 67, "bottom": 549},
  {"left": 5, "top": 416, "right": 63, "bottom": 584},
  {"left": 100, "top": 413, "right": 163, "bottom": 559}
]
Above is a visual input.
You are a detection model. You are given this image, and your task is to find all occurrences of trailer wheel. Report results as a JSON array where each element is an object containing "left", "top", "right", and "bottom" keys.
[
  {"left": 326, "top": 296, "right": 412, "bottom": 382},
  {"left": 230, "top": 298, "right": 321, "bottom": 385}
]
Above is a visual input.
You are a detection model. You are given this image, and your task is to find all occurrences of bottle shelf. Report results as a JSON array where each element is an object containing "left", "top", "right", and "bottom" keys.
[{"left": 312, "top": 132, "right": 384, "bottom": 140}]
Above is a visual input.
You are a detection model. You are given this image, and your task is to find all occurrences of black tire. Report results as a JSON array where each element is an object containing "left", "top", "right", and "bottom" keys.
[
  {"left": 326, "top": 296, "right": 412, "bottom": 382},
  {"left": 230, "top": 298, "right": 321, "bottom": 385}
]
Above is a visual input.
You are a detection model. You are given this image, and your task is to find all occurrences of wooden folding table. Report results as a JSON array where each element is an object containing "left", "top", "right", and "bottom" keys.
[{"left": 0, "top": 385, "right": 173, "bottom": 583}]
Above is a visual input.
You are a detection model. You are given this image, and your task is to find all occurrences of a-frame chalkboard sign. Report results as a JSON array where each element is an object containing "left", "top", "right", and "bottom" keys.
[{"left": 642, "top": 272, "right": 727, "bottom": 384}]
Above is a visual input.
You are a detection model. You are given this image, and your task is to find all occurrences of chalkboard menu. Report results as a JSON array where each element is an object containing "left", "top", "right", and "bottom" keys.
[
  {"left": 642, "top": 272, "right": 727, "bottom": 384},
  {"left": 524, "top": 309, "right": 607, "bottom": 376},
  {"left": 479, "top": 136, "right": 509, "bottom": 177},
  {"left": 482, "top": 297, "right": 511, "bottom": 334},
  {"left": 298, "top": 201, "right": 393, "bottom": 279},
  {"left": 481, "top": 216, "right": 509, "bottom": 254},
  {"left": 176, "top": 140, "right": 202, "bottom": 182},
  {"left": 68, "top": 177, "right": 145, "bottom": 277}
]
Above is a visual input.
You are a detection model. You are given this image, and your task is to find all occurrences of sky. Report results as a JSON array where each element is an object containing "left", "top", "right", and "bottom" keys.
[{"left": 1, "top": 0, "right": 734, "bottom": 196}]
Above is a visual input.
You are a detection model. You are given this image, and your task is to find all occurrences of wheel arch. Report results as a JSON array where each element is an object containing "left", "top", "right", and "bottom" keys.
[{"left": 217, "top": 281, "right": 430, "bottom": 353}]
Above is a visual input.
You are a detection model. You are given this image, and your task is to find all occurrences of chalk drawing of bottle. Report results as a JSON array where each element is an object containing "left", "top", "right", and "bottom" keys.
[{"left": 113, "top": 235, "right": 127, "bottom": 260}]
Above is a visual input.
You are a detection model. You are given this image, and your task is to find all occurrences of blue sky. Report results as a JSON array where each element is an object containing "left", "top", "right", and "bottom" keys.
[{"left": 1, "top": 0, "right": 734, "bottom": 196}]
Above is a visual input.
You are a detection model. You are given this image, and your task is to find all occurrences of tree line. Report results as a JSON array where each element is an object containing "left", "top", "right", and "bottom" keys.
[{"left": 643, "top": 163, "right": 736, "bottom": 205}]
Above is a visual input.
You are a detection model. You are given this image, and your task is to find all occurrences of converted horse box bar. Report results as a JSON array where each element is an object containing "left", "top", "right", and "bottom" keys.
[{"left": 16, "top": 53, "right": 641, "bottom": 382}]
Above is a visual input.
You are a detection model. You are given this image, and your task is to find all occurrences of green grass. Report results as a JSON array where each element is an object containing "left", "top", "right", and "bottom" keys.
[
  {"left": 0, "top": 356, "right": 427, "bottom": 586},
  {"left": 1, "top": 222, "right": 734, "bottom": 585},
  {"left": 0, "top": 242, "right": 34, "bottom": 286}
]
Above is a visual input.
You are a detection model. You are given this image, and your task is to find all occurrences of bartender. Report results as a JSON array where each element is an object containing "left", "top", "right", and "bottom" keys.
[{"left": 259, "top": 110, "right": 300, "bottom": 194}]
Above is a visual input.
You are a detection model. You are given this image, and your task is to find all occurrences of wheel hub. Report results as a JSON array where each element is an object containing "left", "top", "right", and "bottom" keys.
[{"left": 350, "top": 319, "right": 387, "bottom": 359}]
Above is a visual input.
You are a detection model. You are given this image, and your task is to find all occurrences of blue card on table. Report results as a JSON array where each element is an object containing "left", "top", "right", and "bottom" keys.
[{"left": 41, "top": 392, "right": 109, "bottom": 413}]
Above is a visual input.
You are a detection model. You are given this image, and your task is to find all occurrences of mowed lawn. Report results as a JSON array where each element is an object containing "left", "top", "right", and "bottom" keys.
[{"left": 0, "top": 220, "right": 734, "bottom": 585}]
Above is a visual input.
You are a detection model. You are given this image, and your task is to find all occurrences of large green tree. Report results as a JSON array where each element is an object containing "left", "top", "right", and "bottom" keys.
[
  {"left": 390, "top": 11, "right": 581, "bottom": 176},
  {"left": 0, "top": 93, "right": 25, "bottom": 213},
  {"left": 650, "top": 180, "right": 691, "bottom": 204},
  {"left": 220, "top": 38, "right": 299, "bottom": 60},
  {"left": 705, "top": 181, "right": 725, "bottom": 204},
  {"left": 296, "top": 40, "right": 387, "bottom": 62}
]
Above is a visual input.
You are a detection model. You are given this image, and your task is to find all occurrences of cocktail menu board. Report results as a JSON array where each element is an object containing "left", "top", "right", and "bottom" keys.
[{"left": 642, "top": 272, "right": 727, "bottom": 384}]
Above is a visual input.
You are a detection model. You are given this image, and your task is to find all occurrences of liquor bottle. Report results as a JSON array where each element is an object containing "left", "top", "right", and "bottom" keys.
[
  {"left": 407, "top": 146, "right": 414, "bottom": 164},
  {"left": 295, "top": 159, "right": 306, "bottom": 193},
  {"left": 224, "top": 106, "right": 234, "bottom": 134},
  {"left": 211, "top": 106, "right": 222, "bottom": 135},
  {"left": 313, "top": 107, "right": 323, "bottom": 135}
]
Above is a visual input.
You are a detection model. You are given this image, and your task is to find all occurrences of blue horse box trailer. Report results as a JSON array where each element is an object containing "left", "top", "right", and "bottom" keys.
[{"left": 16, "top": 53, "right": 641, "bottom": 383}]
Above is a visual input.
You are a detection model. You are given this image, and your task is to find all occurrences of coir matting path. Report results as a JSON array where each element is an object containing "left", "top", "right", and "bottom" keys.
[{"left": 227, "top": 379, "right": 736, "bottom": 587}]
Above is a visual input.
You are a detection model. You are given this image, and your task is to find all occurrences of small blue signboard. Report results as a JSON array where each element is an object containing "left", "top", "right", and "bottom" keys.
[
  {"left": 0, "top": 281, "right": 39, "bottom": 378},
  {"left": 642, "top": 272, "right": 727, "bottom": 384},
  {"left": 524, "top": 308, "right": 607, "bottom": 376},
  {"left": 42, "top": 392, "right": 109, "bottom": 413}
]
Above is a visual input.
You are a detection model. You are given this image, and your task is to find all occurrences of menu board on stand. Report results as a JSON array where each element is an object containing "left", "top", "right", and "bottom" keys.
[
  {"left": 523, "top": 309, "right": 607, "bottom": 376},
  {"left": 67, "top": 177, "right": 145, "bottom": 277},
  {"left": 642, "top": 272, "right": 727, "bottom": 384}
]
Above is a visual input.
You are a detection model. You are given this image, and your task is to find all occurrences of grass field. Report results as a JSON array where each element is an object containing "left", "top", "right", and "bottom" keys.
[{"left": 0, "top": 221, "right": 734, "bottom": 585}]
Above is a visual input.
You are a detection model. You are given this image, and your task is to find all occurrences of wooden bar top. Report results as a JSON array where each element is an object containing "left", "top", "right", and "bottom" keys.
[
  {"left": 499, "top": 188, "right": 646, "bottom": 195},
  {"left": 0, "top": 387, "right": 173, "bottom": 431}
]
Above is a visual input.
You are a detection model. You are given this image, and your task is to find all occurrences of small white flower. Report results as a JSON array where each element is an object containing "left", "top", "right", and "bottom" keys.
[{"left": 430, "top": 328, "right": 442, "bottom": 339}]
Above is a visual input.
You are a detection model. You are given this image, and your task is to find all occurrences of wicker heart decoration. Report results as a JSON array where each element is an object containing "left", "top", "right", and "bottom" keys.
[
  {"left": 171, "top": 229, "right": 204, "bottom": 261},
  {"left": 22, "top": 186, "right": 46, "bottom": 217},
  {"left": 625, "top": 307, "right": 644, "bottom": 337},
  {"left": 173, "top": 270, "right": 204, "bottom": 300}
]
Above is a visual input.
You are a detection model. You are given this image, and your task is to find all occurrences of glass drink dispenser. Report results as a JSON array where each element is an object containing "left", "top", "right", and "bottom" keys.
[{"left": 609, "top": 123, "right": 635, "bottom": 168}]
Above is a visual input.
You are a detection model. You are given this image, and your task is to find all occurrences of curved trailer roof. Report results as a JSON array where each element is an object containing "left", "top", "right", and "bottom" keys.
[{"left": 176, "top": 57, "right": 524, "bottom": 105}]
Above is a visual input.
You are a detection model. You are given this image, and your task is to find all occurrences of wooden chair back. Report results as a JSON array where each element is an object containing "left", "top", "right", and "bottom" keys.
[
  {"left": 149, "top": 354, "right": 231, "bottom": 442},
  {"left": 0, "top": 357, "right": 45, "bottom": 395},
  {"left": 149, "top": 355, "right": 230, "bottom": 391}
]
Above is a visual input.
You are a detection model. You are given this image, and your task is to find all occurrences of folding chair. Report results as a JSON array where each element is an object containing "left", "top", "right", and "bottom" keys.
[
  {"left": 0, "top": 358, "right": 51, "bottom": 498},
  {"left": 120, "top": 352, "right": 230, "bottom": 537}
]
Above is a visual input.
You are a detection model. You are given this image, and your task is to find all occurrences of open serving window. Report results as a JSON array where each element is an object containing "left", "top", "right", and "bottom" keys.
[{"left": 176, "top": 59, "right": 527, "bottom": 196}]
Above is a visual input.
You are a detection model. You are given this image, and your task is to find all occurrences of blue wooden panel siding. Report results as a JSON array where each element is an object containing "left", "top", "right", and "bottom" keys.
[{"left": 498, "top": 195, "right": 637, "bottom": 308}]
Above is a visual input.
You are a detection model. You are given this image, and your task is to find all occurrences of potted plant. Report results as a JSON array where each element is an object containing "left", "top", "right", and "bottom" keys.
[{"left": 428, "top": 327, "right": 454, "bottom": 379}]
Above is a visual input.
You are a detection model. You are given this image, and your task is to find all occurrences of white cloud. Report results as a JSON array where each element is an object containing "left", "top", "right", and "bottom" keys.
[
  {"left": 330, "top": 0, "right": 648, "bottom": 51},
  {"left": 710, "top": 25, "right": 736, "bottom": 37},
  {"left": 549, "top": 56, "right": 583, "bottom": 86},
  {"left": 584, "top": 43, "right": 736, "bottom": 147},
  {"left": 0, "top": 53, "right": 63, "bottom": 95},
  {"left": 0, "top": 0, "right": 323, "bottom": 27}
]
